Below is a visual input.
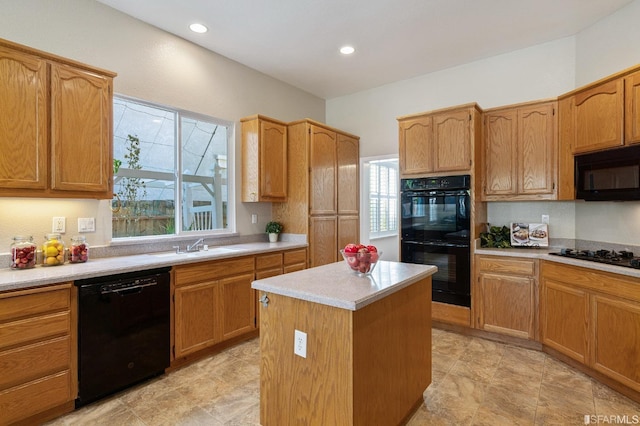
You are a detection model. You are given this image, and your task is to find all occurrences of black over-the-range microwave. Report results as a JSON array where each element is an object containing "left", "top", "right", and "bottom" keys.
[{"left": 575, "top": 145, "right": 640, "bottom": 201}]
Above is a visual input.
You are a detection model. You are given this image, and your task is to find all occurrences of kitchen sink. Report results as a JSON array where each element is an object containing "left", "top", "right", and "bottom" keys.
[{"left": 148, "top": 247, "right": 241, "bottom": 258}]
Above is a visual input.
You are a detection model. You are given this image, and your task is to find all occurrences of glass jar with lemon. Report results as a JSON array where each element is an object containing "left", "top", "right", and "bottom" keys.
[{"left": 42, "top": 233, "right": 66, "bottom": 266}]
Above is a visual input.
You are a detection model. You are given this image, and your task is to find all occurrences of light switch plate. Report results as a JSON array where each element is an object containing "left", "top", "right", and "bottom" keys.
[{"left": 78, "top": 217, "right": 96, "bottom": 232}]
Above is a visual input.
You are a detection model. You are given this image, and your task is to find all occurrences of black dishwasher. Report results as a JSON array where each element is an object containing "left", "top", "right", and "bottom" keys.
[{"left": 75, "top": 267, "right": 171, "bottom": 407}]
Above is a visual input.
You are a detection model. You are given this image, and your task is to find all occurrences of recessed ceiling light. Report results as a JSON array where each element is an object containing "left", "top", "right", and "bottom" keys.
[
  {"left": 189, "top": 23, "right": 208, "bottom": 33},
  {"left": 340, "top": 45, "right": 355, "bottom": 55}
]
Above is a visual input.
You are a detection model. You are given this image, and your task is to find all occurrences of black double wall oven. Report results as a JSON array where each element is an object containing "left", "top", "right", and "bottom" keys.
[{"left": 401, "top": 175, "right": 471, "bottom": 307}]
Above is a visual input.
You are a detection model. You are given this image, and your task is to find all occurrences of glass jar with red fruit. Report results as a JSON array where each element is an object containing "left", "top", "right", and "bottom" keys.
[
  {"left": 10, "top": 236, "right": 37, "bottom": 269},
  {"left": 70, "top": 235, "right": 89, "bottom": 263}
]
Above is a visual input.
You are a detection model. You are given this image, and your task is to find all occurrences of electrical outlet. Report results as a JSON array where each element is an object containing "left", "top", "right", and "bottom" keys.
[
  {"left": 294, "top": 329, "right": 307, "bottom": 358},
  {"left": 541, "top": 214, "right": 550, "bottom": 224},
  {"left": 52, "top": 217, "right": 66, "bottom": 233},
  {"left": 251, "top": 214, "right": 258, "bottom": 224},
  {"left": 78, "top": 217, "right": 96, "bottom": 232}
]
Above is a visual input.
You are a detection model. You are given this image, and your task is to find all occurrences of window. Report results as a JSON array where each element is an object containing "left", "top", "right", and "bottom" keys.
[
  {"left": 366, "top": 158, "right": 398, "bottom": 238},
  {"left": 112, "top": 96, "right": 233, "bottom": 239}
]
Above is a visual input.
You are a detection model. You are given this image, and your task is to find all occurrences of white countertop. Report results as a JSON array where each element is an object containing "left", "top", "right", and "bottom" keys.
[
  {"left": 0, "top": 242, "right": 307, "bottom": 292},
  {"left": 475, "top": 246, "right": 640, "bottom": 279},
  {"left": 251, "top": 260, "right": 437, "bottom": 311}
]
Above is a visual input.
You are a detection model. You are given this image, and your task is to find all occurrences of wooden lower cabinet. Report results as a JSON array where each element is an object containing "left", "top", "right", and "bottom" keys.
[
  {"left": 540, "top": 261, "right": 640, "bottom": 393},
  {"left": 283, "top": 248, "right": 307, "bottom": 274},
  {"left": 476, "top": 256, "right": 538, "bottom": 340},
  {"left": 540, "top": 279, "right": 589, "bottom": 363},
  {"left": 591, "top": 294, "right": 640, "bottom": 392},
  {"left": 0, "top": 283, "right": 76, "bottom": 425},
  {"left": 309, "top": 215, "right": 338, "bottom": 267},
  {"left": 173, "top": 256, "right": 255, "bottom": 359}
]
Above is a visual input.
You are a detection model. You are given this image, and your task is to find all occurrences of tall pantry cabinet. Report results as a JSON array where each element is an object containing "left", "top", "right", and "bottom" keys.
[{"left": 272, "top": 119, "right": 360, "bottom": 268}]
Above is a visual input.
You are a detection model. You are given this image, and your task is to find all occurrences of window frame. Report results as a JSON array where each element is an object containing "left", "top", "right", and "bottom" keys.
[
  {"left": 111, "top": 94, "right": 236, "bottom": 242},
  {"left": 360, "top": 155, "right": 399, "bottom": 241}
]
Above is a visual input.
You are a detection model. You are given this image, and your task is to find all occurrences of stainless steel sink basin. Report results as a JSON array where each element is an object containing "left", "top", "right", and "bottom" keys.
[{"left": 149, "top": 247, "right": 241, "bottom": 258}]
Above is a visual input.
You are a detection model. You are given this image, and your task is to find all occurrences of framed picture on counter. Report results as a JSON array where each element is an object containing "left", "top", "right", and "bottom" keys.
[{"left": 510, "top": 223, "right": 549, "bottom": 247}]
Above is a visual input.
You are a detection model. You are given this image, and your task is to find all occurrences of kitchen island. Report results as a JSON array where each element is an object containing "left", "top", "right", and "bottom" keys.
[{"left": 252, "top": 260, "right": 436, "bottom": 426}]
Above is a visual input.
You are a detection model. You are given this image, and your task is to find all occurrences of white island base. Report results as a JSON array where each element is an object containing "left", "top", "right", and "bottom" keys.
[{"left": 252, "top": 260, "right": 436, "bottom": 426}]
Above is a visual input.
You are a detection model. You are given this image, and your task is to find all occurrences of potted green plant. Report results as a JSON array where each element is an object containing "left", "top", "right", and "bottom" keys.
[{"left": 265, "top": 221, "right": 283, "bottom": 242}]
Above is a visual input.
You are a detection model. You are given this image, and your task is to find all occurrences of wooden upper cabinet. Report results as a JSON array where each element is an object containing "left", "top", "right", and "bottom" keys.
[
  {"left": 51, "top": 64, "right": 112, "bottom": 194},
  {"left": 0, "top": 38, "right": 116, "bottom": 199},
  {"left": 572, "top": 78, "right": 624, "bottom": 153},
  {"left": 241, "top": 115, "right": 287, "bottom": 202},
  {"left": 398, "top": 104, "right": 479, "bottom": 176},
  {"left": 337, "top": 133, "right": 359, "bottom": 215},
  {"left": 625, "top": 70, "right": 640, "bottom": 144},
  {"left": 518, "top": 103, "right": 556, "bottom": 195},
  {"left": 0, "top": 46, "right": 47, "bottom": 191},
  {"left": 484, "top": 109, "right": 517, "bottom": 196},
  {"left": 433, "top": 109, "right": 472, "bottom": 172},
  {"left": 483, "top": 100, "right": 557, "bottom": 200},
  {"left": 398, "top": 115, "right": 432, "bottom": 175},
  {"left": 309, "top": 124, "right": 337, "bottom": 215}
]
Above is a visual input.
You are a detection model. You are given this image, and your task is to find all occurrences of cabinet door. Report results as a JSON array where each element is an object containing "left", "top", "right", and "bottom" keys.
[
  {"left": 337, "top": 215, "right": 359, "bottom": 259},
  {"left": 337, "top": 134, "right": 359, "bottom": 215},
  {"left": 484, "top": 110, "right": 517, "bottom": 196},
  {"left": 478, "top": 273, "right": 535, "bottom": 339},
  {"left": 309, "top": 125, "right": 337, "bottom": 215},
  {"left": 540, "top": 279, "right": 589, "bottom": 364},
  {"left": 260, "top": 119, "right": 287, "bottom": 200},
  {"left": 50, "top": 64, "right": 112, "bottom": 194},
  {"left": 591, "top": 294, "right": 640, "bottom": 393},
  {"left": 309, "top": 215, "right": 337, "bottom": 267},
  {"left": 0, "top": 46, "right": 47, "bottom": 191},
  {"left": 174, "top": 281, "right": 219, "bottom": 357},
  {"left": 518, "top": 102, "right": 556, "bottom": 195},
  {"left": 572, "top": 78, "right": 624, "bottom": 153},
  {"left": 220, "top": 272, "right": 256, "bottom": 340},
  {"left": 625, "top": 70, "right": 640, "bottom": 145},
  {"left": 433, "top": 109, "right": 471, "bottom": 172},
  {"left": 399, "top": 116, "right": 432, "bottom": 175}
]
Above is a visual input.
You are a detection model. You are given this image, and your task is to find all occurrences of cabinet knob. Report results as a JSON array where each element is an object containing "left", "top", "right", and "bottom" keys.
[{"left": 259, "top": 292, "right": 270, "bottom": 307}]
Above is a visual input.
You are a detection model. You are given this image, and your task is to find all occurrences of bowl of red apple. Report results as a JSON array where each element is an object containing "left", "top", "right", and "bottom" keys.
[{"left": 340, "top": 243, "right": 381, "bottom": 276}]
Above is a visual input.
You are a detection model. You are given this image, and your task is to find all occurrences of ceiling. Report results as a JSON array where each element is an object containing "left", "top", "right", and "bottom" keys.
[{"left": 96, "top": 0, "right": 633, "bottom": 99}]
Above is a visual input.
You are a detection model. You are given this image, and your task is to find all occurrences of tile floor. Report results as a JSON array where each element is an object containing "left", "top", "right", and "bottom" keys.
[{"left": 47, "top": 328, "right": 640, "bottom": 425}]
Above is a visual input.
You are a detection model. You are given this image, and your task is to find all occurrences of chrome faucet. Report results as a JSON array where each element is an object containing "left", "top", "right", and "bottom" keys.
[{"left": 186, "top": 238, "right": 204, "bottom": 252}]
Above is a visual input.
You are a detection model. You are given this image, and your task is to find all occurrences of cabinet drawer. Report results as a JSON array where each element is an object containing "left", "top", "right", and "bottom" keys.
[
  {"left": 477, "top": 256, "right": 536, "bottom": 276},
  {"left": 256, "top": 268, "right": 282, "bottom": 280},
  {"left": 0, "top": 286, "right": 70, "bottom": 322},
  {"left": 0, "top": 311, "right": 70, "bottom": 350},
  {"left": 175, "top": 256, "right": 255, "bottom": 286},
  {"left": 284, "top": 263, "right": 306, "bottom": 274},
  {"left": 0, "top": 336, "right": 70, "bottom": 390},
  {"left": 0, "top": 370, "right": 71, "bottom": 425},
  {"left": 284, "top": 249, "right": 306, "bottom": 266},
  {"left": 256, "top": 253, "right": 283, "bottom": 270}
]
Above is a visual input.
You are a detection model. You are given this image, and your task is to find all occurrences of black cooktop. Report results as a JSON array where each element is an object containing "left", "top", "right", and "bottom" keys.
[{"left": 549, "top": 248, "right": 640, "bottom": 269}]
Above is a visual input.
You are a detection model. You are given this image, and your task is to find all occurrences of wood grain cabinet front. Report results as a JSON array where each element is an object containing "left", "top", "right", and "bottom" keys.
[
  {"left": 0, "top": 283, "right": 76, "bottom": 425},
  {"left": 540, "top": 261, "right": 640, "bottom": 394},
  {"left": 483, "top": 100, "right": 557, "bottom": 201},
  {"left": 398, "top": 103, "right": 481, "bottom": 176},
  {"left": 272, "top": 119, "right": 359, "bottom": 268},
  {"left": 0, "top": 38, "right": 115, "bottom": 199},
  {"left": 241, "top": 115, "right": 288, "bottom": 202},
  {"left": 475, "top": 256, "right": 538, "bottom": 340},
  {"left": 173, "top": 257, "right": 255, "bottom": 359}
]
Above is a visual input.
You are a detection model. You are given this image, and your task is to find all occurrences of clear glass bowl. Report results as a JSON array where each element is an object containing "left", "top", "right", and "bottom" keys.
[{"left": 340, "top": 249, "right": 382, "bottom": 276}]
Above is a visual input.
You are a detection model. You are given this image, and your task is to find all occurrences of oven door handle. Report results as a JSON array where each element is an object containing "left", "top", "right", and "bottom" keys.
[{"left": 403, "top": 240, "right": 470, "bottom": 249}]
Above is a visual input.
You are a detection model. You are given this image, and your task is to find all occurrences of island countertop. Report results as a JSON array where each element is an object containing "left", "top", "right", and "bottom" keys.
[{"left": 251, "top": 260, "right": 437, "bottom": 311}]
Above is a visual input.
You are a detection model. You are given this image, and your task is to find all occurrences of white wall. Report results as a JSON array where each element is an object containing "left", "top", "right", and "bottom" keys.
[
  {"left": 0, "top": 0, "right": 324, "bottom": 250},
  {"left": 326, "top": 37, "right": 576, "bottom": 251}
]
